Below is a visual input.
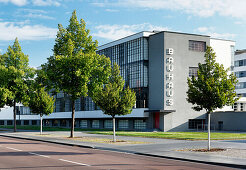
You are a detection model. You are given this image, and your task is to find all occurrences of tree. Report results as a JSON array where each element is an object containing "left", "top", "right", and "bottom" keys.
[
  {"left": 28, "top": 73, "right": 55, "bottom": 135},
  {"left": 0, "top": 38, "right": 33, "bottom": 132},
  {"left": 92, "top": 63, "right": 136, "bottom": 142},
  {"left": 187, "top": 46, "right": 238, "bottom": 150},
  {"left": 45, "top": 10, "right": 111, "bottom": 138}
]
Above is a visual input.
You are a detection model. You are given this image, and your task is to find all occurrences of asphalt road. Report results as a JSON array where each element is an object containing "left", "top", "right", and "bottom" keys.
[{"left": 0, "top": 136, "right": 237, "bottom": 169}]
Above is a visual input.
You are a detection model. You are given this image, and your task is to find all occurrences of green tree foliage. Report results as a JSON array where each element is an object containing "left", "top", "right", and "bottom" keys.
[
  {"left": 45, "top": 10, "right": 111, "bottom": 138},
  {"left": 0, "top": 38, "right": 34, "bottom": 132},
  {"left": 92, "top": 63, "right": 136, "bottom": 142},
  {"left": 29, "top": 73, "right": 55, "bottom": 135},
  {"left": 187, "top": 46, "right": 238, "bottom": 150}
]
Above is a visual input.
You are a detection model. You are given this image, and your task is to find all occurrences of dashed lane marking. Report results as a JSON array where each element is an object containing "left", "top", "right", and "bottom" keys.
[
  {"left": 59, "top": 159, "right": 90, "bottom": 166},
  {"left": 28, "top": 152, "right": 50, "bottom": 158},
  {"left": 6, "top": 147, "right": 22, "bottom": 152}
]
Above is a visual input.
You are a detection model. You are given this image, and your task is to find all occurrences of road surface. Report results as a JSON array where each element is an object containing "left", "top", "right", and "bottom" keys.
[{"left": 0, "top": 136, "right": 236, "bottom": 169}]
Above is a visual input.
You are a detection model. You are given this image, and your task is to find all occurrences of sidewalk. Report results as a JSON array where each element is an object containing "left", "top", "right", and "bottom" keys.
[{"left": 0, "top": 129, "right": 246, "bottom": 169}]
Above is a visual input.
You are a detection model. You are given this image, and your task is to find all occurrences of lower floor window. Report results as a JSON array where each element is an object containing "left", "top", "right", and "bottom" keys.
[
  {"left": 104, "top": 120, "right": 113, "bottom": 129},
  {"left": 134, "top": 119, "right": 146, "bottom": 129},
  {"left": 44, "top": 120, "right": 51, "bottom": 126},
  {"left": 60, "top": 120, "right": 66, "bottom": 127},
  {"left": 118, "top": 120, "right": 128, "bottom": 129},
  {"left": 188, "top": 119, "right": 205, "bottom": 129},
  {"left": 32, "top": 120, "right": 37, "bottom": 125},
  {"left": 80, "top": 120, "right": 87, "bottom": 128},
  {"left": 92, "top": 120, "right": 99, "bottom": 128},
  {"left": 7, "top": 120, "right": 12, "bottom": 125},
  {"left": 24, "top": 120, "right": 29, "bottom": 125}
]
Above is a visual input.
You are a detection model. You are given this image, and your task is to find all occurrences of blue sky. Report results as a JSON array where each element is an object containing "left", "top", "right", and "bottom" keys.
[{"left": 0, "top": 0, "right": 246, "bottom": 67}]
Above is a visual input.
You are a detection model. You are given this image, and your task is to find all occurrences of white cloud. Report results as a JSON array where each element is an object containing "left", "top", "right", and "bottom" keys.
[
  {"left": 0, "top": 0, "right": 60, "bottom": 6},
  {"left": 18, "top": 9, "right": 55, "bottom": 20},
  {"left": 93, "top": 23, "right": 169, "bottom": 40},
  {"left": 0, "top": 21, "right": 57, "bottom": 41},
  {"left": 32, "top": 0, "right": 60, "bottom": 6},
  {"left": 93, "top": 0, "right": 246, "bottom": 20},
  {"left": 195, "top": 27, "right": 236, "bottom": 40},
  {"left": 0, "top": 0, "right": 27, "bottom": 6},
  {"left": 105, "top": 9, "right": 119, "bottom": 12}
]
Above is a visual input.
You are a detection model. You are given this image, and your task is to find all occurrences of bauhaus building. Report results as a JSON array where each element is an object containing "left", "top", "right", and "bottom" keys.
[{"left": 0, "top": 31, "right": 235, "bottom": 131}]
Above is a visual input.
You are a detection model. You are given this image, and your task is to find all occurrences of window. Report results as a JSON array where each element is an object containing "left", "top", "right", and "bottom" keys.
[
  {"left": 188, "top": 119, "right": 205, "bottom": 129},
  {"left": 104, "top": 120, "right": 113, "bottom": 129},
  {"left": 16, "top": 120, "right": 21, "bottom": 125},
  {"left": 241, "top": 103, "right": 244, "bottom": 111},
  {"left": 24, "top": 120, "right": 29, "bottom": 125},
  {"left": 60, "top": 120, "right": 67, "bottom": 127},
  {"left": 44, "top": 120, "right": 51, "bottom": 126},
  {"left": 189, "top": 67, "right": 198, "bottom": 77},
  {"left": 235, "top": 71, "right": 246, "bottom": 78},
  {"left": 7, "top": 120, "right": 12, "bottom": 125},
  {"left": 234, "top": 103, "right": 238, "bottom": 111},
  {"left": 235, "top": 82, "right": 246, "bottom": 89},
  {"left": 53, "top": 120, "right": 59, "bottom": 126},
  {"left": 134, "top": 119, "right": 146, "bottom": 129},
  {"left": 118, "top": 120, "right": 129, "bottom": 129},
  {"left": 80, "top": 120, "right": 87, "bottom": 128},
  {"left": 189, "top": 40, "right": 206, "bottom": 52},
  {"left": 0, "top": 120, "right": 4, "bottom": 125},
  {"left": 32, "top": 120, "right": 37, "bottom": 125},
  {"left": 92, "top": 120, "right": 99, "bottom": 128},
  {"left": 97, "top": 37, "right": 149, "bottom": 109}
]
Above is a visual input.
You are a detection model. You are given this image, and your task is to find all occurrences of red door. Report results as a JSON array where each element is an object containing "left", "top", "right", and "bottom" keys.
[{"left": 154, "top": 112, "right": 160, "bottom": 129}]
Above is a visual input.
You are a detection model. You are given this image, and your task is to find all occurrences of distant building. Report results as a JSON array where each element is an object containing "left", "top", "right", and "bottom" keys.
[{"left": 0, "top": 31, "right": 235, "bottom": 131}]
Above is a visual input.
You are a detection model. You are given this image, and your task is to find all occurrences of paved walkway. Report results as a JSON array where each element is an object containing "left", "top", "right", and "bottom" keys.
[{"left": 0, "top": 129, "right": 246, "bottom": 169}]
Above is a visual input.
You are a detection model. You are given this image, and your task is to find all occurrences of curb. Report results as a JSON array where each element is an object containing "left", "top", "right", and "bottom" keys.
[{"left": 0, "top": 134, "right": 245, "bottom": 169}]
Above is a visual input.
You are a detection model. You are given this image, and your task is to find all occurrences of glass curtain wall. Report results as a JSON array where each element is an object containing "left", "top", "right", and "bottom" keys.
[
  {"left": 98, "top": 37, "right": 149, "bottom": 108},
  {"left": 52, "top": 37, "right": 149, "bottom": 112}
]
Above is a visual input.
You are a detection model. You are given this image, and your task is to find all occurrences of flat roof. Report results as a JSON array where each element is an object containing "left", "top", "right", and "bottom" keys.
[{"left": 97, "top": 30, "right": 211, "bottom": 50}]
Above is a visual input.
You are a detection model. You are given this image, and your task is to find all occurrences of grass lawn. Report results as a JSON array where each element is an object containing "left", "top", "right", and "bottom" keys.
[
  {"left": 1, "top": 125, "right": 246, "bottom": 140},
  {"left": 0, "top": 125, "right": 104, "bottom": 132},
  {"left": 86, "top": 131, "right": 246, "bottom": 140}
]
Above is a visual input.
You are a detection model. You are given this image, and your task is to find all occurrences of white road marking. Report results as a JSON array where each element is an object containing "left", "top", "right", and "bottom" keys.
[
  {"left": 6, "top": 147, "right": 22, "bottom": 152},
  {"left": 59, "top": 159, "right": 90, "bottom": 166},
  {"left": 28, "top": 152, "right": 50, "bottom": 158}
]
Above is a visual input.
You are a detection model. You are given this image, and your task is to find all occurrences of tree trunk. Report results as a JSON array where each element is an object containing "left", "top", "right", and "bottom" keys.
[
  {"left": 40, "top": 115, "right": 43, "bottom": 135},
  {"left": 70, "top": 100, "right": 75, "bottom": 138},
  {"left": 113, "top": 116, "right": 116, "bottom": 142},
  {"left": 207, "top": 112, "right": 211, "bottom": 151},
  {"left": 13, "top": 100, "right": 16, "bottom": 132}
]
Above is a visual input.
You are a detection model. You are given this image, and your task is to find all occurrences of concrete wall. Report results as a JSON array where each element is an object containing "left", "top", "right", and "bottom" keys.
[
  {"left": 211, "top": 111, "right": 246, "bottom": 131},
  {"left": 149, "top": 32, "right": 165, "bottom": 110},
  {"left": 163, "top": 32, "right": 210, "bottom": 131}
]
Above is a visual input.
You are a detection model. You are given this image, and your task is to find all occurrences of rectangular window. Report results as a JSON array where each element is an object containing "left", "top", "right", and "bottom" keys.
[
  {"left": 234, "top": 103, "right": 238, "bottom": 111},
  {"left": 92, "top": 120, "right": 99, "bottom": 128},
  {"left": 0, "top": 120, "right": 4, "bottom": 125},
  {"left": 80, "top": 120, "right": 87, "bottom": 128},
  {"left": 241, "top": 103, "right": 244, "bottom": 111},
  {"left": 134, "top": 119, "right": 146, "bottom": 129},
  {"left": 32, "top": 120, "right": 37, "bottom": 125},
  {"left": 104, "top": 120, "right": 113, "bottom": 129},
  {"left": 118, "top": 120, "right": 129, "bottom": 129},
  {"left": 24, "top": 120, "right": 29, "bottom": 125},
  {"left": 7, "top": 120, "right": 12, "bottom": 125},
  {"left": 188, "top": 119, "right": 205, "bottom": 129},
  {"left": 60, "top": 120, "right": 66, "bottom": 127},
  {"left": 16, "top": 120, "right": 21, "bottom": 125},
  {"left": 189, "top": 40, "right": 206, "bottom": 52},
  {"left": 189, "top": 67, "right": 198, "bottom": 77}
]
